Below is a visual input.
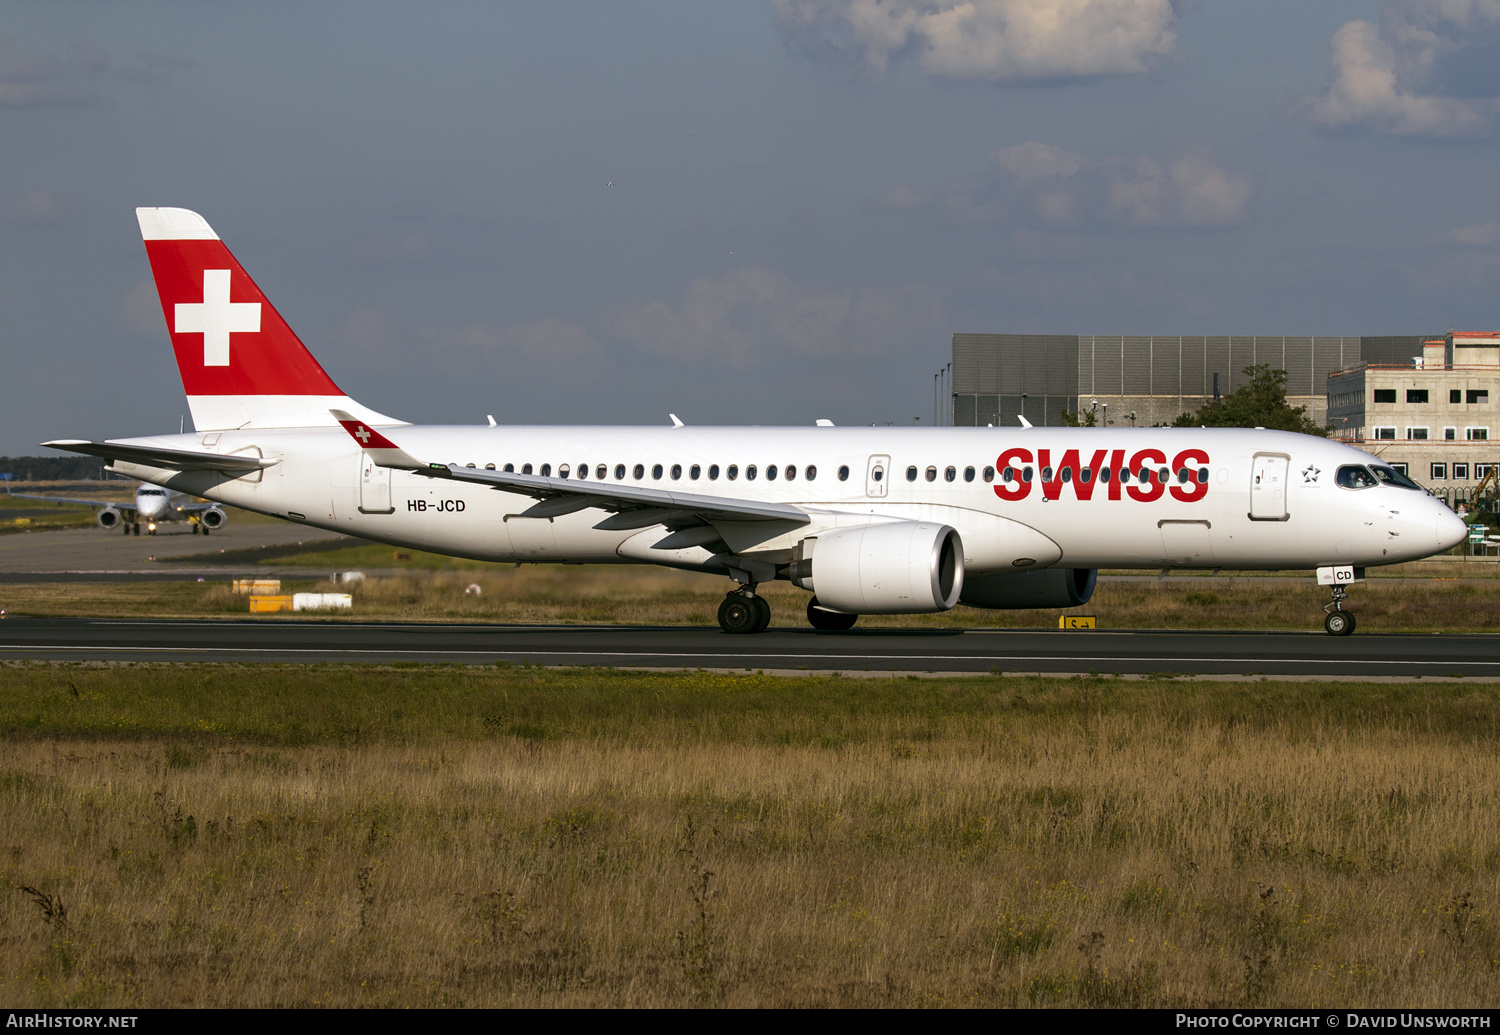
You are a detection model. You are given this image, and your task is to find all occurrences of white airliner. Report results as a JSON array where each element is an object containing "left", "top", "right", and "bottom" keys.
[
  {"left": 7, "top": 481, "right": 227, "bottom": 536},
  {"left": 39, "top": 208, "right": 1467, "bottom": 635}
]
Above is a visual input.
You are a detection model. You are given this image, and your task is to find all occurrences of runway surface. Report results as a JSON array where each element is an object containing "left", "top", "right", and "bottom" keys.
[{"left": 3, "top": 617, "right": 1499, "bottom": 676}]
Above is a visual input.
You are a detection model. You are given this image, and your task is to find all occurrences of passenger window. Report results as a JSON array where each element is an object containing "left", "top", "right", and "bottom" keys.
[
  {"left": 1197, "top": 468, "right": 1209, "bottom": 483},
  {"left": 670, "top": 464, "right": 682, "bottom": 480},
  {"left": 747, "top": 465, "right": 758, "bottom": 480},
  {"left": 709, "top": 464, "right": 720, "bottom": 480},
  {"left": 485, "top": 463, "right": 496, "bottom": 470},
  {"left": 727, "top": 465, "right": 739, "bottom": 480},
  {"left": 633, "top": 464, "right": 645, "bottom": 480},
  {"left": 925, "top": 466, "right": 937, "bottom": 482},
  {"left": 690, "top": 464, "right": 701, "bottom": 480},
  {"left": 651, "top": 464, "right": 663, "bottom": 479},
  {"left": 1002, "top": 466, "right": 1015, "bottom": 481},
  {"left": 1041, "top": 466, "right": 1054, "bottom": 482},
  {"left": 838, "top": 465, "right": 849, "bottom": 481},
  {"left": 906, "top": 466, "right": 918, "bottom": 481},
  {"left": 766, "top": 465, "right": 777, "bottom": 481},
  {"left": 614, "top": 464, "right": 626, "bottom": 480},
  {"left": 1119, "top": 469, "right": 1130, "bottom": 483},
  {"left": 1080, "top": 468, "right": 1092, "bottom": 483},
  {"left": 1158, "top": 467, "right": 1170, "bottom": 484},
  {"left": 504, "top": 463, "right": 514, "bottom": 473},
  {"left": 963, "top": 466, "right": 974, "bottom": 482},
  {"left": 785, "top": 465, "right": 796, "bottom": 481},
  {"left": 982, "top": 466, "right": 994, "bottom": 483},
  {"left": 1060, "top": 468, "right": 1072, "bottom": 483},
  {"left": 1100, "top": 468, "right": 1110, "bottom": 483},
  {"left": 944, "top": 466, "right": 956, "bottom": 482},
  {"left": 1022, "top": 467, "right": 1033, "bottom": 482},
  {"left": 1136, "top": 468, "right": 1150, "bottom": 483},
  {"left": 540, "top": 463, "right": 551, "bottom": 477},
  {"left": 806, "top": 465, "right": 817, "bottom": 480},
  {"left": 522, "top": 463, "right": 533, "bottom": 475}
]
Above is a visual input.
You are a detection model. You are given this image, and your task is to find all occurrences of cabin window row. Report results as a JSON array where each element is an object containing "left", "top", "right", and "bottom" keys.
[
  {"left": 902, "top": 465, "right": 997, "bottom": 483},
  {"left": 998, "top": 464, "right": 1210, "bottom": 486},
  {"left": 459, "top": 462, "right": 827, "bottom": 482}
]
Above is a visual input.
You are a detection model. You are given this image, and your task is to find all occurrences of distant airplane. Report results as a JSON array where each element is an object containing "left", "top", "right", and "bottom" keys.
[{"left": 6, "top": 481, "right": 226, "bottom": 536}]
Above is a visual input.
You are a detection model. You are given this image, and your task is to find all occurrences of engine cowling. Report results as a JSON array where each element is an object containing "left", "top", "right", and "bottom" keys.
[
  {"left": 959, "top": 568, "right": 1097, "bottom": 610},
  {"left": 199, "top": 506, "right": 227, "bottom": 530},
  {"left": 96, "top": 507, "right": 121, "bottom": 529},
  {"left": 790, "top": 522, "right": 963, "bottom": 614}
]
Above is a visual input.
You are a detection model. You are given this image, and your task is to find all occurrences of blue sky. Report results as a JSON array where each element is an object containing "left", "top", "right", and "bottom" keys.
[{"left": 3, "top": 1, "right": 1500, "bottom": 453}]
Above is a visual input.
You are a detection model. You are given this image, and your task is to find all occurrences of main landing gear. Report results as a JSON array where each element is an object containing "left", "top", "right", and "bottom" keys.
[
  {"left": 1323, "top": 585, "right": 1356, "bottom": 636},
  {"left": 718, "top": 588, "right": 771, "bottom": 634}
]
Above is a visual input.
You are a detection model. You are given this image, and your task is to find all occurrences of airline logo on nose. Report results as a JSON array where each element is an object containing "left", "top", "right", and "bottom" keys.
[{"left": 175, "top": 269, "right": 261, "bottom": 367}]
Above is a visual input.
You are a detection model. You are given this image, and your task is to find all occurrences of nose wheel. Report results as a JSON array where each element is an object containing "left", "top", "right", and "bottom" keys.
[
  {"left": 1323, "top": 586, "right": 1356, "bottom": 636},
  {"left": 718, "top": 588, "right": 771, "bottom": 634}
]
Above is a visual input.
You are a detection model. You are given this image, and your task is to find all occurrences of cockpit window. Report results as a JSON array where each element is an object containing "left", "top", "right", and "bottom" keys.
[
  {"left": 1336, "top": 465, "right": 1378, "bottom": 489},
  {"left": 1370, "top": 464, "right": 1423, "bottom": 490}
]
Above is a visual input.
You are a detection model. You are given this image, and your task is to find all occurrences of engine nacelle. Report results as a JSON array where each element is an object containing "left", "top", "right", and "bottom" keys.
[
  {"left": 96, "top": 507, "right": 122, "bottom": 529},
  {"left": 790, "top": 522, "right": 963, "bottom": 614},
  {"left": 199, "top": 506, "right": 227, "bottom": 530},
  {"left": 959, "top": 568, "right": 1097, "bottom": 610}
]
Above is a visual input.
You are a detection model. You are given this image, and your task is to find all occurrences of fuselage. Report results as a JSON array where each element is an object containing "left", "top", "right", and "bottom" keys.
[{"left": 106, "top": 423, "right": 1468, "bottom": 573}]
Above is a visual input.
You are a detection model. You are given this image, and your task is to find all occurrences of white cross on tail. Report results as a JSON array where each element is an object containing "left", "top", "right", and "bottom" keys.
[{"left": 175, "top": 269, "right": 261, "bottom": 367}]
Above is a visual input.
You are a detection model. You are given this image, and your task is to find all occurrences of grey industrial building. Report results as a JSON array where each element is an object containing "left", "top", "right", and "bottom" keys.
[{"left": 951, "top": 333, "right": 1430, "bottom": 429}]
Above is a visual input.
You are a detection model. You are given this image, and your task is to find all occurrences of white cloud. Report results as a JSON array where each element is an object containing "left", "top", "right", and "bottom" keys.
[
  {"left": 1106, "top": 152, "right": 1250, "bottom": 227},
  {"left": 418, "top": 318, "right": 604, "bottom": 367},
  {"left": 1309, "top": 3, "right": 1500, "bottom": 136},
  {"left": 893, "top": 141, "right": 1249, "bottom": 229},
  {"left": 773, "top": 0, "right": 1176, "bottom": 81},
  {"left": 1439, "top": 221, "right": 1500, "bottom": 245},
  {"left": 609, "top": 267, "right": 944, "bottom": 368},
  {"left": 119, "top": 281, "right": 162, "bottom": 337}
]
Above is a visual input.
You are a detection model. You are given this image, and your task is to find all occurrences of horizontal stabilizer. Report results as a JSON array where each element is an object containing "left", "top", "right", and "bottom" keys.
[{"left": 42, "top": 439, "right": 277, "bottom": 473}]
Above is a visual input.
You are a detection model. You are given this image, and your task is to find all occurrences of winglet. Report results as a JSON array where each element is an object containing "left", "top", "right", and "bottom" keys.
[
  {"left": 1018, "top": 415, "right": 1033, "bottom": 429},
  {"left": 332, "top": 410, "right": 428, "bottom": 471}
]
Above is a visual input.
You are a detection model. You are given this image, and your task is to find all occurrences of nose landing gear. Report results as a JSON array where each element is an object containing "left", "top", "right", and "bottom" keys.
[
  {"left": 718, "top": 587, "right": 771, "bottom": 634},
  {"left": 1323, "top": 585, "right": 1356, "bottom": 636}
]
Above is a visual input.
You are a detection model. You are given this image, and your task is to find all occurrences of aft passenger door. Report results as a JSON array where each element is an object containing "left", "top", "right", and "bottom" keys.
[
  {"left": 359, "top": 454, "right": 394, "bottom": 514},
  {"left": 1249, "top": 453, "right": 1289, "bottom": 521},
  {"left": 865, "top": 454, "right": 890, "bottom": 498}
]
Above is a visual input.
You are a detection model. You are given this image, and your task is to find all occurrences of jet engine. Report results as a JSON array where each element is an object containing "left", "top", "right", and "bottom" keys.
[
  {"left": 959, "top": 567, "right": 1097, "bottom": 610},
  {"left": 199, "top": 506, "right": 227, "bottom": 530},
  {"left": 789, "top": 522, "right": 963, "bottom": 614},
  {"left": 96, "top": 507, "right": 122, "bottom": 530}
]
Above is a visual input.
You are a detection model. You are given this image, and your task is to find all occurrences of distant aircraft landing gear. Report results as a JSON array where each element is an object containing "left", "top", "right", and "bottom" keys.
[
  {"left": 718, "top": 588, "right": 771, "bottom": 634},
  {"left": 807, "top": 596, "right": 858, "bottom": 632},
  {"left": 1323, "top": 586, "right": 1356, "bottom": 636},
  {"left": 131, "top": 522, "right": 140, "bottom": 536}
]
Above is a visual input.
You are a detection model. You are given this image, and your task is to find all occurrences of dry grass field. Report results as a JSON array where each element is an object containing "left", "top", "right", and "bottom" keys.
[
  {"left": 0, "top": 663, "right": 1497, "bottom": 1007},
  {"left": 5, "top": 562, "right": 1500, "bottom": 633}
]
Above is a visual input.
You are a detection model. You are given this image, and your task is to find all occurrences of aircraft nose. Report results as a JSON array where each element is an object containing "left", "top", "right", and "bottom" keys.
[{"left": 1436, "top": 504, "right": 1467, "bottom": 552}]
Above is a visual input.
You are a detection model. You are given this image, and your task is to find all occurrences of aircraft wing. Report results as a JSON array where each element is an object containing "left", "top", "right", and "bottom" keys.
[
  {"left": 5, "top": 490, "right": 136, "bottom": 512},
  {"left": 41, "top": 440, "right": 277, "bottom": 474},
  {"left": 332, "top": 411, "right": 809, "bottom": 530}
]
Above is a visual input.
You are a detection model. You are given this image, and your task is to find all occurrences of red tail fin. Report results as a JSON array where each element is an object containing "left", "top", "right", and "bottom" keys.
[{"left": 137, "top": 207, "right": 400, "bottom": 431}]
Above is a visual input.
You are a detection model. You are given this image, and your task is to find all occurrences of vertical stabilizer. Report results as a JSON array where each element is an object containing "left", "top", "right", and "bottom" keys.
[{"left": 137, "top": 207, "right": 402, "bottom": 431}]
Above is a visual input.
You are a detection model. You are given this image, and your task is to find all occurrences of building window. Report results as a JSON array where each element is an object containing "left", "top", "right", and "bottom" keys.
[
  {"left": 1469, "top": 390, "right": 1489, "bottom": 405},
  {"left": 1406, "top": 427, "right": 1429, "bottom": 440},
  {"left": 1407, "top": 389, "right": 1429, "bottom": 403},
  {"left": 1467, "top": 427, "right": 1489, "bottom": 441},
  {"left": 1452, "top": 390, "right": 1463, "bottom": 404},
  {"left": 1445, "top": 427, "right": 1458, "bottom": 440},
  {"left": 1431, "top": 462, "right": 1448, "bottom": 480},
  {"left": 1390, "top": 463, "right": 1409, "bottom": 476},
  {"left": 1373, "top": 389, "right": 1397, "bottom": 403},
  {"left": 1374, "top": 427, "right": 1396, "bottom": 440},
  {"left": 1479, "top": 464, "right": 1495, "bottom": 480},
  {"left": 1454, "top": 463, "right": 1470, "bottom": 480}
]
